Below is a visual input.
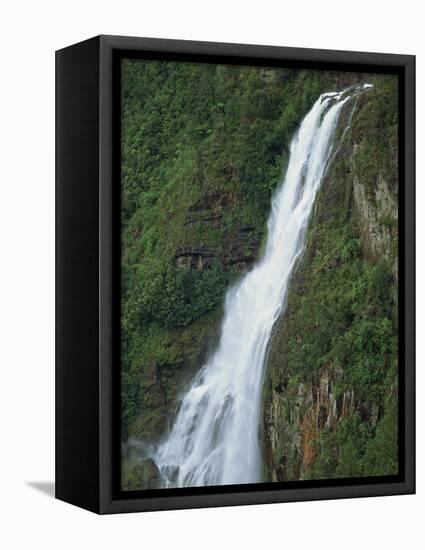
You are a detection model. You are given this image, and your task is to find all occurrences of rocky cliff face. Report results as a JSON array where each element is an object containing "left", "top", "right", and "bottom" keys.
[
  {"left": 121, "top": 63, "right": 335, "bottom": 483},
  {"left": 176, "top": 189, "right": 260, "bottom": 271},
  {"left": 353, "top": 168, "right": 398, "bottom": 278},
  {"left": 122, "top": 182, "right": 267, "bottom": 487},
  {"left": 264, "top": 363, "right": 365, "bottom": 480},
  {"left": 121, "top": 60, "right": 399, "bottom": 489},
  {"left": 125, "top": 187, "right": 262, "bottom": 445},
  {"left": 262, "top": 75, "right": 399, "bottom": 481}
]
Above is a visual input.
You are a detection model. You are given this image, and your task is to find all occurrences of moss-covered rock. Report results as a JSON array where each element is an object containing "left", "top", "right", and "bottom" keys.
[{"left": 122, "top": 458, "right": 161, "bottom": 491}]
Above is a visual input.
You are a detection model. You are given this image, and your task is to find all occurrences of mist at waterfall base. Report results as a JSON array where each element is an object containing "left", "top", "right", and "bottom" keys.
[{"left": 146, "top": 85, "right": 371, "bottom": 489}]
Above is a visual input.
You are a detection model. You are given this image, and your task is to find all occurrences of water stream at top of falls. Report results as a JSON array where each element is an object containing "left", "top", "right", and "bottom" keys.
[{"left": 153, "top": 84, "right": 371, "bottom": 488}]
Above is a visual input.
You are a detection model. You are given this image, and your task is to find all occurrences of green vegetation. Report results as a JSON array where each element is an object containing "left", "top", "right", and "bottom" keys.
[
  {"left": 307, "top": 387, "right": 398, "bottom": 479},
  {"left": 286, "top": 229, "right": 397, "bottom": 405},
  {"left": 121, "top": 59, "right": 336, "bottom": 449},
  {"left": 121, "top": 60, "right": 399, "bottom": 487},
  {"left": 263, "top": 74, "right": 398, "bottom": 480},
  {"left": 351, "top": 75, "right": 399, "bottom": 194}
]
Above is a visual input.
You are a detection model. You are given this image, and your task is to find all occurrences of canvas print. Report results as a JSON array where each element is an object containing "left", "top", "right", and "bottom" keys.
[{"left": 120, "top": 59, "right": 399, "bottom": 491}]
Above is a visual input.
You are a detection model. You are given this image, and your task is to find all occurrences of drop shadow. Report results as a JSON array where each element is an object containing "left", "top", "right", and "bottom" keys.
[{"left": 27, "top": 481, "right": 55, "bottom": 498}]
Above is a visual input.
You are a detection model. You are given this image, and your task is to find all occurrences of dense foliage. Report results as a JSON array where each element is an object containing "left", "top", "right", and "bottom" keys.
[
  {"left": 121, "top": 60, "right": 398, "bottom": 487},
  {"left": 121, "top": 59, "right": 334, "bottom": 444},
  {"left": 263, "top": 75, "right": 399, "bottom": 479}
]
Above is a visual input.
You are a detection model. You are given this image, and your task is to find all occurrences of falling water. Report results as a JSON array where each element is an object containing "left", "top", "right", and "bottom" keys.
[{"left": 154, "top": 85, "right": 370, "bottom": 488}]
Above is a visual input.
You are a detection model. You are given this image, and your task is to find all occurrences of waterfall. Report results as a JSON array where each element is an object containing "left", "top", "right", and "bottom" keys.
[{"left": 154, "top": 85, "right": 370, "bottom": 488}]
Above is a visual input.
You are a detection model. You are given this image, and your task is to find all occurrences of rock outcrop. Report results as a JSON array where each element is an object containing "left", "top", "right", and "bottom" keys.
[
  {"left": 353, "top": 172, "right": 398, "bottom": 278},
  {"left": 122, "top": 457, "right": 161, "bottom": 491}
]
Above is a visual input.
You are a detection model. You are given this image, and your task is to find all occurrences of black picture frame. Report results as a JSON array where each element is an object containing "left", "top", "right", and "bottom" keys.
[{"left": 56, "top": 34, "right": 415, "bottom": 514}]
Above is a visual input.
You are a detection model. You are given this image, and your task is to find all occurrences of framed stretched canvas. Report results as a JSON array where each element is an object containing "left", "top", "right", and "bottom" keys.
[{"left": 56, "top": 35, "right": 415, "bottom": 514}]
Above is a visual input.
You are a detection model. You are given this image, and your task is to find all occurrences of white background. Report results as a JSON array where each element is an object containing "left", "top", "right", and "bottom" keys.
[{"left": 0, "top": 1, "right": 422, "bottom": 548}]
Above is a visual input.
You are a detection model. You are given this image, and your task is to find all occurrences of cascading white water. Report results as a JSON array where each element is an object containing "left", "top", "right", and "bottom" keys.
[{"left": 154, "top": 85, "right": 370, "bottom": 488}]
